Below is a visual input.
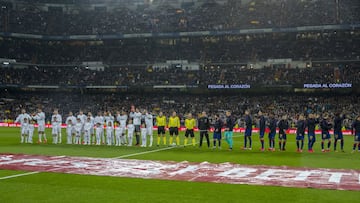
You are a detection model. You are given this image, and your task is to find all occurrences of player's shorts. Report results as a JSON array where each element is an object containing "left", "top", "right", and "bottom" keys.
[
  {"left": 185, "top": 129, "right": 194, "bottom": 138},
  {"left": 21, "top": 127, "right": 28, "bottom": 135},
  {"left": 321, "top": 132, "right": 331, "bottom": 140},
  {"left": 334, "top": 131, "right": 343, "bottom": 139},
  {"left": 52, "top": 127, "right": 60, "bottom": 135},
  {"left": 38, "top": 123, "right": 45, "bottom": 132},
  {"left": 259, "top": 130, "right": 265, "bottom": 139},
  {"left": 146, "top": 127, "right": 153, "bottom": 136},
  {"left": 296, "top": 133, "right": 304, "bottom": 140},
  {"left": 278, "top": 132, "right": 287, "bottom": 140},
  {"left": 245, "top": 128, "right": 252, "bottom": 136},
  {"left": 134, "top": 125, "right": 140, "bottom": 133},
  {"left": 169, "top": 127, "right": 179, "bottom": 136},
  {"left": 308, "top": 132, "right": 316, "bottom": 142},
  {"left": 268, "top": 132, "right": 276, "bottom": 140},
  {"left": 157, "top": 126, "right": 165, "bottom": 135},
  {"left": 354, "top": 132, "right": 360, "bottom": 142},
  {"left": 213, "top": 132, "right": 221, "bottom": 140}
]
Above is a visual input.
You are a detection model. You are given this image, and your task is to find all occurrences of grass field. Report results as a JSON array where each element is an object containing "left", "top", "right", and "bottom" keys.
[{"left": 0, "top": 127, "right": 359, "bottom": 203}]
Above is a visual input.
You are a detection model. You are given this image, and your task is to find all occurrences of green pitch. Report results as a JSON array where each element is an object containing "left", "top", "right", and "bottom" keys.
[{"left": 0, "top": 127, "right": 359, "bottom": 203}]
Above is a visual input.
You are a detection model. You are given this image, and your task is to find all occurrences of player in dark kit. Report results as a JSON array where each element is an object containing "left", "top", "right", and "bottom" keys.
[
  {"left": 198, "top": 111, "right": 210, "bottom": 148},
  {"left": 213, "top": 114, "right": 223, "bottom": 149},
  {"left": 296, "top": 115, "right": 306, "bottom": 152},
  {"left": 333, "top": 113, "right": 346, "bottom": 152},
  {"left": 224, "top": 111, "right": 235, "bottom": 150},
  {"left": 243, "top": 110, "right": 252, "bottom": 150},
  {"left": 258, "top": 111, "right": 266, "bottom": 151},
  {"left": 306, "top": 114, "right": 319, "bottom": 153},
  {"left": 278, "top": 115, "right": 289, "bottom": 151},
  {"left": 267, "top": 114, "right": 277, "bottom": 151},
  {"left": 320, "top": 114, "right": 332, "bottom": 152},
  {"left": 351, "top": 116, "right": 360, "bottom": 153}
]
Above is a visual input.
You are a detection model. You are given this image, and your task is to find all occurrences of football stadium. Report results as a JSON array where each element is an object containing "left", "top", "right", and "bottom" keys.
[{"left": 0, "top": 0, "right": 359, "bottom": 202}]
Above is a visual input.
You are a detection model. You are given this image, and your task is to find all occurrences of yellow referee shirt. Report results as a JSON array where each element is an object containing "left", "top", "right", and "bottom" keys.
[
  {"left": 168, "top": 116, "right": 180, "bottom": 128},
  {"left": 185, "top": 118, "right": 196, "bottom": 130},
  {"left": 156, "top": 116, "right": 166, "bottom": 127}
]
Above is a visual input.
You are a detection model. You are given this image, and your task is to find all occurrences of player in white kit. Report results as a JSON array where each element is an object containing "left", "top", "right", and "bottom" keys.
[
  {"left": 65, "top": 112, "right": 76, "bottom": 144},
  {"left": 94, "top": 111, "right": 104, "bottom": 144},
  {"left": 95, "top": 122, "right": 102, "bottom": 145},
  {"left": 117, "top": 110, "right": 128, "bottom": 145},
  {"left": 28, "top": 119, "right": 35, "bottom": 143},
  {"left": 21, "top": 117, "right": 29, "bottom": 143},
  {"left": 15, "top": 109, "right": 32, "bottom": 143},
  {"left": 83, "top": 117, "right": 92, "bottom": 145},
  {"left": 114, "top": 122, "right": 122, "bottom": 146},
  {"left": 106, "top": 121, "right": 114, "bottom": 146},
  {"left": 127, "top": 119, "right": 135, "bottom": 146},
  {"left": 51, "top": 109, "right": 62, "bottom": 144},
  {"left": 74, "top": 118, "right": 83, "bottom": 145},
  {"left": 87, "top": 112, "right": 95, "bottom": 144},
  {"left": 32, "top": 108, "right": 46, "bottom": 143},
  {"left": 144, "top": 110, "right": 154, "bottom": 147},
  {"left": 140, "top": 122, "right": 148, "bottom": 147},
  {"left": 130, "top": 108, "right": 142, "bottom": 146}
]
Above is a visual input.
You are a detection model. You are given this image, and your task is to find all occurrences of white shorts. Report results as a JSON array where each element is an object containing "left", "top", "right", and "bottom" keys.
[
  {"left": 52, "top": 127, "right": 60, "bottom": 135},
  {"left": 21, "top": 128, "right": 28, "bottom": 135},
  {"left": 38, "top": 123, "right": 45, "bottom": 132},
  {"left": 147, "top": 127, "right": 153, "bottom": 136}
]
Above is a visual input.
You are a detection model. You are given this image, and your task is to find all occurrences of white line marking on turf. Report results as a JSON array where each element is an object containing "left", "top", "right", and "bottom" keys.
[
  {"left": 113, "top": 146, "right": 177, "bottom": 159},
  {"left": 0, "top": 171, "right": 39, "bottom": 180},
  {"left": 113, "top": 135, "right": 242, "bottom": 159}
]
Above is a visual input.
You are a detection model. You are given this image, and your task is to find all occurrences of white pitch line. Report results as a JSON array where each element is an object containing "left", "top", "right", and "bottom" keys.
[{"left": 0, "top": 171, "right": 39, "bottom": 180}]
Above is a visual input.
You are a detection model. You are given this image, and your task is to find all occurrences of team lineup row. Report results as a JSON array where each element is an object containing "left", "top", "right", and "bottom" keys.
[{"left": 14, "top": 107, "right": 360, "bottom": 153}]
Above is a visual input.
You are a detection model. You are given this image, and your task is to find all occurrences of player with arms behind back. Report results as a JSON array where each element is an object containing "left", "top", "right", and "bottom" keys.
[{"left": 278, "top": 115, "right": 289, "bottom": 151}]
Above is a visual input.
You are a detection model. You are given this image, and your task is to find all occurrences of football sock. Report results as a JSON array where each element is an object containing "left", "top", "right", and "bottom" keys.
[
  {"left": 176, "top": 136, "right": 180, "bottom": 145},
  {"left": 157, "top": 136, "right": 161, "bottom": 145},
  {"left": 163, "top": 136, "right": 167, "bottom": 145},
  {"left": 321, "top": 141, "right": 324, "bottom": 150},
  {"left": 192, "top": 138, "right": 196, "bottom": 146},
  {"left": 340, "top": 139, "right": 344, "bottom": 150},
  {"left": 296, "top": 141, "right": 299, "bottom": 149},
  {"left": 282, "top": 141, "right": 286, "bottom": 150},
  {"left": 149, "top": 135, "right": 153, "bottom": 146},
  {"left": 213, "top": 140, "right": 216, "bottom": 147},
  {"left": 248, "top": 137, "right": 252, "bottom": 148},
  {"left": 300, "top": 140, "right": 304, "bottom": 149},
  {"left": 169, "top": 137, "right": 173, "bottom": 145},
  {"left": 334, "top": 139, "right": 337, "bottom": 150},
  {"left": 244, "top": 136, "right": 247, "bottom": 148},
  {"left": 261, "top": 139, "right": 264, "bottom": 149},
  {"left": 353, "top": 144, "right": 357, "bottom": 150},
  {"left": 218, "top": 139, "right": 221, "bottom": 147},
  {"left": 327, "top": 141, "right": 331, "bottom": 149},
  {"left": 184, "top": 138, "right": 188, "bottom": 146},
  {"left": 279, "top": 141, "right": 282, "bottom": 149}
]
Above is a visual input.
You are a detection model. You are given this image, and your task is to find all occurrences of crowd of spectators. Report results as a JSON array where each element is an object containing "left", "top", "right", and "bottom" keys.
[
  {"left": 0, "top": 91, "right": 358, "bottom": 129},
  {"left": 1, "top": 30, "right": 359, "bottom": 65},
  {"left": 0, "top": 0, "right": 359, "bottom": 35},
  {"left": 1, "top": 64, "right": 359, "bottom": 86}
]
